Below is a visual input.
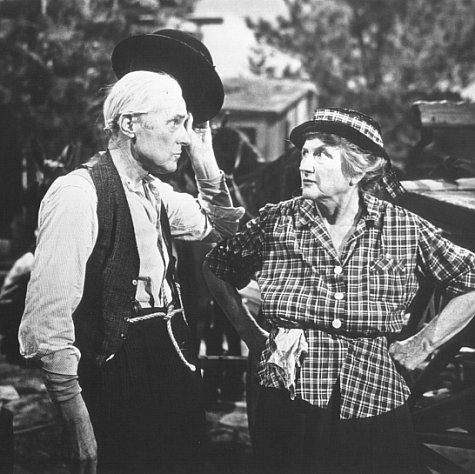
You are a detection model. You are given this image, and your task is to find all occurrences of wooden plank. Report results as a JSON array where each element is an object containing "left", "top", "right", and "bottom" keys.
[
  {"left": 402, "top": 178, "right": 475, "bottom": 192},
  {"left": 412, "top": 101, "right": 475, "bottom": 128},
  {"left": 398, "top": 191, "right": 475, "bottom": 251},
  {"left": 417, "top": 432, "right": 475, "bottom": 450}
]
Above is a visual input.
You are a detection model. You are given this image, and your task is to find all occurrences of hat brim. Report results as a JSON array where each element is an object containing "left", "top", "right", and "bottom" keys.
[
  {"left": 289, "top": 120, "right": 388, "bottom": 159},
  {"left": 111, "top": 34, "right": 224, "bottom": 123}
]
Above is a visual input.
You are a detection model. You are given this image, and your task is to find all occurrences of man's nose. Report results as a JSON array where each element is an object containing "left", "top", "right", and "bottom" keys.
[{"left": 179, "top": 124, "right": 191, "bottom": 146}]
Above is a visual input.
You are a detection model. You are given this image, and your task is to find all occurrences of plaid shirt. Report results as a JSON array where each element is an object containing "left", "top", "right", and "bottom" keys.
[{"left": 206, "top": 193, "right": 475, "bottom": 419}]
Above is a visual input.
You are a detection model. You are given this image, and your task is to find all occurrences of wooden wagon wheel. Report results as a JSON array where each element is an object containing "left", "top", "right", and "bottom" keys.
[{"left": 401, "top": 283, "right": 475, "bottom": 473}]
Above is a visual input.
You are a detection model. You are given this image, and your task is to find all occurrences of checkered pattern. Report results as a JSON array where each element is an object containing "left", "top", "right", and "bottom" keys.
[
  {"left": 206, "top": 194, "right": 475, "bottom": 419},
  {"left": 313, "top": 108, "right": 384, "bottom": 148}
]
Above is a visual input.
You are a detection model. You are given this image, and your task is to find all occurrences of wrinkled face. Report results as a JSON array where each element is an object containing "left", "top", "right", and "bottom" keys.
[
  {"left": 299, "top": 137, "right": 352, "bottom": 201},
  {"left": 133, "top": 86, "right": 190, "bottom": 175}
]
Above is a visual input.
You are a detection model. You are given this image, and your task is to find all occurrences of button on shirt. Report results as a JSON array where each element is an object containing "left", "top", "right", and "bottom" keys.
[
  {"left": 122, "top": 172, "right": 173, "bottom": 307},
  {"left": 19, "top": 151, "right": 244, "bottom": 376},
  {"left": 205, "top": 193, "right": 475, "bottom": 419}
]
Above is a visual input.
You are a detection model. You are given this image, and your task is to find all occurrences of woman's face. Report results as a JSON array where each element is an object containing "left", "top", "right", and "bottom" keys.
[{"left": 299, "top": 137, "right": 353, "bottom": 201}]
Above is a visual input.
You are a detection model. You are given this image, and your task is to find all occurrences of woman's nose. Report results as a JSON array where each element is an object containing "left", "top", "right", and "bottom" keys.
[{"left": 300, "top": 156, "right": 314, "bottom": 174}]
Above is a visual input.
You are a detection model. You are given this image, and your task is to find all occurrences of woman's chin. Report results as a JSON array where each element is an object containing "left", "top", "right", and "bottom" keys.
[{"left": 301, "top": 188, "right": 318, "bottom": 200}]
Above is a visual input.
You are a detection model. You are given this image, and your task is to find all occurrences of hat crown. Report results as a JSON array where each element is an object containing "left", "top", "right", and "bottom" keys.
[
  {"left": 111, "top": 28, "right": 224, "bottom": 122},
  {"left": 312, "top": 108, "right": 384, "bottom": 148},
  {"left": 151, "top": 29, "right": 214, "bottom": 65}
]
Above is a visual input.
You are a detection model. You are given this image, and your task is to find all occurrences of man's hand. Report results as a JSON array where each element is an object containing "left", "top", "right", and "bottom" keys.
[
  {"left": 186, "top": 114, "right": 213, "bottom": 156},
  {"left": 56, "top": 394, "right": 97, "bottom": 474},
  {"left": 389, "top": 336, "right": 431, "bottom": 371},
  {"left": 185, "top": 114, "right": 220, "bottom": 179}
]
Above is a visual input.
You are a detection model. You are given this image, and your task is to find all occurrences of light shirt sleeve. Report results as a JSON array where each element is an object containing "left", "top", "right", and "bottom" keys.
[
  {"left": 153, "top": 171, "right": 244, "bottom": 241},
  {"left": 18, "top": 170, "right": 98, "bottom": 376}
]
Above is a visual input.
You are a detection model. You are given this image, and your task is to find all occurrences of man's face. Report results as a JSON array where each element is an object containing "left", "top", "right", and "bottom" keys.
[
  {"left": 299, "top": 137, "right": 352, "bottom": 201},
  {"left": 133, "top": 88, "right": 190, "bottom": 175}
]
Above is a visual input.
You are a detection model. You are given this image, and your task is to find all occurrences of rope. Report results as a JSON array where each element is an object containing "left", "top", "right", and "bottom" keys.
[
  {"left": 167, "top": 319, "right": 197, "bottom": 372},
  {"left": 128, "top": 307, "right": 182, "bottom": 323}
]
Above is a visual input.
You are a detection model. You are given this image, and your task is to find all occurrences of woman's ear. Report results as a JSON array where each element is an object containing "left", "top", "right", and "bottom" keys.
[{"left": 349, "top": 172, "right": 364, "bottom": 187}]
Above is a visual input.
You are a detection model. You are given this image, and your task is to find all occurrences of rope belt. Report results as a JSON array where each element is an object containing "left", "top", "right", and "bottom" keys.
[
  {"left": 128, "top": 306, "right": 183, "bottom": 324},
  {"left": 128, "top": 304, "right": 197, "bottom": 372}
]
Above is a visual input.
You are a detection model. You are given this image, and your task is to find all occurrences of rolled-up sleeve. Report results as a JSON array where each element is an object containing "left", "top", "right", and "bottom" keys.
[
  {"left": 417, "top": 217, "right": 475, "bottom": 298},
  {"left": 157, "top": 171, "right": 244, "bottom": 241},
  {"left": 205, "top": 213, "right": 265, "bottom": 289},
  {"left": 18, "top": 172, "right": 97, "bottom": 376}
]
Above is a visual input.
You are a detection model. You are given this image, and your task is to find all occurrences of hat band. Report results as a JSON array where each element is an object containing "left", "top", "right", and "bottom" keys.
[{"left": 302, "top": 121, "right": 386, "bottom": 158}]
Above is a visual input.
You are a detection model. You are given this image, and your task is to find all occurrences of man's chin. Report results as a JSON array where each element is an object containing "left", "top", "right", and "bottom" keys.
[{"left": 148, "top": 163, "right": 178, "bottom": 176}]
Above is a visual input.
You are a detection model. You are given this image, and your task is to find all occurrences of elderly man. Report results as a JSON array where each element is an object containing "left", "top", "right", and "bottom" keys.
[
  {"left": 19, "top": 30, "right": 243, "bottom": 474},
  {"left": 203, "top": 108, "right": 475, "bottom": 473}
]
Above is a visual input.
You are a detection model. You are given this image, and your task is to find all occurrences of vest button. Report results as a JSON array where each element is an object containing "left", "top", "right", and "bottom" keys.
[
  {"left": 334, "top": 292, "right": 344, "bottom": 300},
  {"left": 334, "top": 266, "right": 343, "bottom": 275},
  {"left": 120, "top": 333, "right": 126, "bottom": 339}
]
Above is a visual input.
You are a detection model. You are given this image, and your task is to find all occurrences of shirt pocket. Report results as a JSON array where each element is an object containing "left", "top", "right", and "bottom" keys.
[{"left": 369, "top": 254, "right": 407, "bottom": 303}]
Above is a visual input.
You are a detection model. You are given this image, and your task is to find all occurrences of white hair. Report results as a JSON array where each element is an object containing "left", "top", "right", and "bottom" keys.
[{"left": 103, "top": 70, "right": 182, "bottom": 135}]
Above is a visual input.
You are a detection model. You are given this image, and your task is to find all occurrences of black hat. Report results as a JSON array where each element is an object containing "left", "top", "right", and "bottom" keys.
[
  {"left": 111, "top": 29, "right": 224, "bottom": 123},
  {"left": 290, "top": 108, "right": 405, "bottom": 198}
]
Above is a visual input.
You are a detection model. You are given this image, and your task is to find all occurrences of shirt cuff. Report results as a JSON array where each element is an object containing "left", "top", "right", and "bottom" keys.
[
  {"left": 40, "top": 347, "right": 81, "bottom": 376},
  {"left": 199, "top": 199, "right": 245, "bottom": 239},
  {"left": 196, "top": 170, "right": 225, "bottom": 189},
  {"left": 197, "top": 171, "right": 233, "bottom": 206},
  {"left": 42, "top": 372, "right": 81, "bottom": 403}
]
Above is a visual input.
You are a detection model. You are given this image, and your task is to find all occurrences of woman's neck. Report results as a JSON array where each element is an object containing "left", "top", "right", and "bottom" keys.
[
  {"left": 315, "top": 188, "right": 361, "bottom": 225},
  {"left": 315, "top": 190, "right": 362, "bottom": 255}
]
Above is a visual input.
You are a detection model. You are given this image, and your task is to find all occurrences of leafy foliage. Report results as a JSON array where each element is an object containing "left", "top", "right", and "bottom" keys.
[
  {"left": 247, "top": 0, "right": 475, "bottom": 170},
  {"left": 0, "top": 0, "right": 196, "bottom": 242},
  {"left": 0, "top": 0, "right": 195, "bottom": 163}
]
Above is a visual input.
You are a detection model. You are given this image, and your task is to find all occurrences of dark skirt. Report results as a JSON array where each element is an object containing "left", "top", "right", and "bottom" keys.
[
  {"left": 253, "top": 384, "right": 426, "bottom": 474},
  {"left": 79, "top": 317, "right": 205, "bottom": 474}
]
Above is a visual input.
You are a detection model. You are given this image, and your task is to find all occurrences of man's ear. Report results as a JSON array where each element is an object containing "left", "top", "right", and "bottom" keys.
[{"left": 118, "top": 113, "right": 135, "bottom": 140}]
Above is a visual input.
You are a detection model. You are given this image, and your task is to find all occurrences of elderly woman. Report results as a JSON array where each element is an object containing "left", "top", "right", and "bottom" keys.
[{"left": 203, "top": 108, "right": 475, "bottom": 474}]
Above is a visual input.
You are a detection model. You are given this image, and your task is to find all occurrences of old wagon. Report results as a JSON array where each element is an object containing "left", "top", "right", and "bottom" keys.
[{"left": 392, "top": 100, "right": 475, "bottom": 473}]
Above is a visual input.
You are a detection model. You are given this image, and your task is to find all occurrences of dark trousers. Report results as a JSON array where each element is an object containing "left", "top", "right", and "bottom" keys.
[
  {"left": 0, "top": 406, "right": 13, "bottom": 474},
  {"left": 79, "top": 318, "right": 205, "bottom": 474},
  {"left": 253, "top": 385, "right": 425, "bottom": 474}
]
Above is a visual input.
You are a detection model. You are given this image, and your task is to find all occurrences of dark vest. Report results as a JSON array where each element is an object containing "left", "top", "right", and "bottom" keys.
[{"left": 73, "top": 151, "right": 140, "bottom": 367}]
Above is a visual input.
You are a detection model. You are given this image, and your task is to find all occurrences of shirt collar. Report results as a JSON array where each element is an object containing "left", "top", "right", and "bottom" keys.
[
  {"left": 361, "top": 193, "right": 381, "bottom": 228},
  {"left": 109, "top": 149, "right": 150, "bottom": 192},
  {"left": 295, "top": 198, "right": 318, "bottom": 229},
  {"left": 295, "top": 193, "right": 381, "bottom": 230}
]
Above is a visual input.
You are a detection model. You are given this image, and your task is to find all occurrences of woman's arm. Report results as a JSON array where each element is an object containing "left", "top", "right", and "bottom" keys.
[
  {"left": 389, "top": 290, "right": 475, "bottom": 370},
  {"left": 203, "top": 262, "right": 268, "bottom": 353}
]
